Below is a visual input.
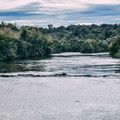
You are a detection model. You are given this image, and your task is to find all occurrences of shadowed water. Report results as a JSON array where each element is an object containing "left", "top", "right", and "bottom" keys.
[{"left": 0, "top": 52, "right": 120, "bottom": 120}]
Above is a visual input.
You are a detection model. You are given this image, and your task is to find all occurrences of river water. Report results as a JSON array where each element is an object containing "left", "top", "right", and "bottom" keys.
[{"left": 0, "top": 52, "right": 120, "bottom": 120}]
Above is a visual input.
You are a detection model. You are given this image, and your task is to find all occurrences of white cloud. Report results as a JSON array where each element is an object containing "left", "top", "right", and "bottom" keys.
[
  {"left": 0, "top": 0, "right": 120, "bottom": 27},
  {"left": 0, "top": 0, "right": 38, "bottom": 11},
  {"left": 87, "top": 0, "right": 120, "bottom": 4},
  {"left": 39, "top": 0, "right": 120, "bottom": 9},
  {"left": 0, "top": 0, "right": 120, "bottom": 12}
]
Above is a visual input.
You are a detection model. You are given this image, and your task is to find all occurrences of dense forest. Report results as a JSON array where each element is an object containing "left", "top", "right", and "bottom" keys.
[
  {"left": 0, "top": 22, "right": 120, "bottom": 61},
  {"left": 0, "top": 22, "right": 52, "bottom": 61},
  {"left": 44, "top": 24, "right": 119, "bottom": 53},
  {"left": 44, "top": 24, "right": 120, "bottom": 57}
]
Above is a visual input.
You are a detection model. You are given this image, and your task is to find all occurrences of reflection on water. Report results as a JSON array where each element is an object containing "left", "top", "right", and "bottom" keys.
[
  {"left": 0, "top": 60, "right": 46, "bottom": 73},
  {"left": 0, "top": 52, "right": 120, "bottom": 77}
]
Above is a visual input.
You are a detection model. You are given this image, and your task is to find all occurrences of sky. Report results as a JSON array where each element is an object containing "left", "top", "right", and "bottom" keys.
[{"left": 0, "top": 0, "right": 120, "bottom": 27}]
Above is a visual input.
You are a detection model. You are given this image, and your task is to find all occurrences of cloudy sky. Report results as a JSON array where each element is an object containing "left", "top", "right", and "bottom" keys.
[{"left": 0, "top": 0, "right": 120, "bottom": 27}]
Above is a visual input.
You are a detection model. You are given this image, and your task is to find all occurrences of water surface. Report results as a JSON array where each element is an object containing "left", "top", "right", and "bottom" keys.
[
  {"left": 0, "top": 52, "right": 120, "bottom": 120},
  {"left": 0, "top": 52, "right": 120, "bottom": 77}
]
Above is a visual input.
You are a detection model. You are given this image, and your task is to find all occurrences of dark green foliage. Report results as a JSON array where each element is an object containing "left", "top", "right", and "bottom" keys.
[
  {"left": 80, "top": 39, "right": 101, "bottom": 53},
  {"left": 0, "top": 34, "right": 17, "bottom": 61},
  {"left": 20, "top": 29, "right": 28, "bottom": 40},
  {"left": 0, "top": 23, "right": 52, "bottom": 61},
  {"left": 109, "top": 26, "right": 120, "bottom": 58},
  {"left": 49, "top": 39, "right": 63, "bottom": 53},
  {"left": 81, "top": 41, "right": 94, "bottom": 53},
  {"left": 1, "top": 22, "right": 120, "bottom": 61},
  {"left": 45, "top": 24, "right": 119, "bottom": 53},
  {"left": 109, "top": 36, "right": 120, "bottom": 58}
]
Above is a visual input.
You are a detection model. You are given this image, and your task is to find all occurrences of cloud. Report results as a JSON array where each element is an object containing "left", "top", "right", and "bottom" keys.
[
  {"left": 0, "top": 2, "right": 44, "bottom": 17},
  {"left": 0, "top": 0, "right": 120, "bottom": 27},
  {"left": 0, "top": 0, "right": 38, "bottom": 11},
  {"left": 0, "top": 0, "right": 120, "bottom": 11}
]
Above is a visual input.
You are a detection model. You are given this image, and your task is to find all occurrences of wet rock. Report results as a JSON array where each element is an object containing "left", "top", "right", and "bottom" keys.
[
  {"left": 62, "top": 73, "right": 67, "bottom": 76},
  {"left": 54, "top": 73, "right": 67, "bottom": 77}
]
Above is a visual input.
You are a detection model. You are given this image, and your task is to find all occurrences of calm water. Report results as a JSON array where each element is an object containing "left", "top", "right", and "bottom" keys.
[{"left": 0, "top": 52, "right": 120, "bottom": 120}]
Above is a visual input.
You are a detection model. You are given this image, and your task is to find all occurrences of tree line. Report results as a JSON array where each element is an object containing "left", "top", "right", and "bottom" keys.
[
  {"left": 0, "top": 22, "right": 120, "bottom": 61},
  {"left": 44, "top": 24, "right": 120, "bottom": 58},
  {"left": 0, "top": 22, "right": 52, "bottom": 61}
]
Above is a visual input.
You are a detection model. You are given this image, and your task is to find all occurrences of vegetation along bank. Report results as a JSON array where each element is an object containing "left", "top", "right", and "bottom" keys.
[{"left": 0, "top": 22, "right": 120, "bottom": 61}]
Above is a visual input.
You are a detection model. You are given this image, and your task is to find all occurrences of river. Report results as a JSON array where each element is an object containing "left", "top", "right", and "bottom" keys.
[{"left": 0, "top": 52, "right": 120, "bottom": 120}]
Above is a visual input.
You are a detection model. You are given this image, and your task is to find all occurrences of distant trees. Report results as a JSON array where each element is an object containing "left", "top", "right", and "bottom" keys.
[
  {"left": 1, "top": 22, "right": 120, "bottom": 61},
  {"left": 109, "top": 36, "right": 120, "bottom": 58},
  {"left": 80, "top": 39, "right": 100, "bottom": 53},
  {"left": 0, "top": 23, "right": 52, "bottom": 61},
  {"left": 109, "top": 26, "right": 120, "bottom": 58},
  {"left": 45, "top": 24, "right": 118, "bottom": 54},
  {"left": 0, "top": 34, "right": 17, "bottom": 61}
]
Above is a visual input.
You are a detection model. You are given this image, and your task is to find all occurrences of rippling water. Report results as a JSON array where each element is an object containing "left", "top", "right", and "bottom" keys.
[
  {"left": 0, "top": 52, "right": 120, "bottom": 120},
  {"left": 0, "top": 52, "right": 120, "bottom": 77}
]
